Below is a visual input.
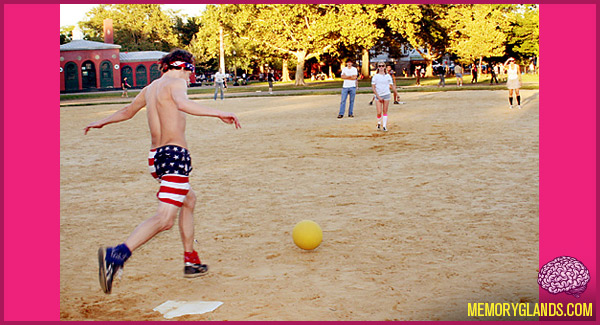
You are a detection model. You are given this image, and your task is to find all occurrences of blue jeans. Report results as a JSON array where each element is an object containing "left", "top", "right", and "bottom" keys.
[
  {"left": 339, "top": 87, "right": 356, "bottom": 116},
  {"left": 214, "top": 82, "right": 224, "bottom": 100}
]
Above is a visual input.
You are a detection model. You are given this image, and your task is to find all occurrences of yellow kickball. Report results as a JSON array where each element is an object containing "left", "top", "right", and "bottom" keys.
[{"left": 292, "top": 220, "right": 323, "bottom": 250}]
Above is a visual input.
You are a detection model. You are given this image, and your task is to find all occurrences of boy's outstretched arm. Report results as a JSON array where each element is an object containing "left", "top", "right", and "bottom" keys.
[
  {"left": 171, "top": 79, "right": 241, "bottom": 129},
  {"left": 84, "top": 88, "right": 147, "bottom": 134}
]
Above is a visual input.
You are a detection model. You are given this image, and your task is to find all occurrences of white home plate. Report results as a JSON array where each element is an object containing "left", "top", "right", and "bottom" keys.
[{"left": 153, "top": 300, "right": 223, "bottom": 319}]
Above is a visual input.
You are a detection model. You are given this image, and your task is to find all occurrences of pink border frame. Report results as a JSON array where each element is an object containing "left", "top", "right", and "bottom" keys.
[
  {"left": 538, "top": 3, "right": 596, "bottom": 322},
  {"left": 3, "top": 3, "right": 60, "bottom": 321},
  {"left": 2, "top": 2, "right": 597, "bottom": 323}
]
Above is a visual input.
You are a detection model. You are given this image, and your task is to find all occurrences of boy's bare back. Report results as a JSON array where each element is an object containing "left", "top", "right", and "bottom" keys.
[{"left": 144, "top": 76, "right": 190, "bottom": 149}]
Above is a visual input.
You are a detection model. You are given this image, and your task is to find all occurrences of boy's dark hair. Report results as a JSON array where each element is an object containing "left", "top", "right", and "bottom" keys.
[{"left": 159, "top": 49, "right": 195, "bottom": 72}]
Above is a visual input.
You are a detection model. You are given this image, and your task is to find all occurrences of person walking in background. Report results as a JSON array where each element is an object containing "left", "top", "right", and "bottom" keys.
[
  {"left": 494, "top": 63, "right": 501, "bottom": 82},
  {"left": 84, "top": 49, "right": 241, "bottom": 294},
  {"left": 415, "top": 65, "right": 421, "bottom": 86},
  {"left": 213, "top": 68, "right": 227, "bottom": 100},
  {"left": 437, "top": 64, "right": 446, "bottom": 87},
  {"left": 371, "top": 62, "right": 394, "bottom": 132},
  {"left": 386, "top": 65, "right": 403, "bottom": 104},
  {"left": 121, "top": 77, "right": 131, "bottom": 98},
  {"left": 505, "top": 57, "right": 522, "bottom": 109},
  {"left": 499, "top": 62, "right": 506, "bottom": 82},
  {"left": 267, "top": 69, "right": 275, "bottom": 94},
  {"left": 338, "top": 59, "right": 358, "bottom": 118},
  {"left": 471, "top": 64, "right": 478, "bottom": 83},
  {"left": 454, "top": 64, "right": 464, "bottom": 87},
  {"left": 489, "top": 64, "right": 499, "bottom": 84}
]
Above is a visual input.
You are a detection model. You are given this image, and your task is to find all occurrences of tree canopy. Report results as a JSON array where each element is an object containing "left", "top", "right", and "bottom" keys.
[
  {"left": 444, "top": 4, "right": 511, "bottom": 64},
  {"left": 67, "top": 4, "right": 538, "bottom": 83},
  {"left": 80, "top": 4, "right": 181, "bottom": 51},
  {"left": 384, "top": 4, "right": 450, "bottom": 76}
]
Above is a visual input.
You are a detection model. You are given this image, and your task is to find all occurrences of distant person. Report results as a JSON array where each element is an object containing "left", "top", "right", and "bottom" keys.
[
  {"left": 338, "top": 59, "right": 358, "bottom": 119},
  {"left": 415, "top": 65, "right": 421, "bottom": 86},
  {"left": 213, "top": 68, "right": 227, "bottom": 100},
  {"left": 437, "top": 64, "right": 446, "bottom": 87},
  {"left": 489, "top": 64, "right": 499, "bottom": 84},
  {"left": 371, "top": 62, "right": 394, "bottom": 131},
  {"left": 84, "top": 49, "right": 241, "bottom": 294},
  {"left": 505, "top": 57, "right": 522, "bottom": 109},
  {"left": 267, "top": 69, "right": 275, "bottom": 94},
  {"left": 471, "top": 64, "right": 478, "bottom": 83},
  {"left": 121, "top": 77, "right": 131, "bottom": 97},
  {"left": 494, "top": 64, "right": 500, "bottom": 81},
  {"left": 454, "top": 64, "right": 464, "bottom": 87},
  {"left": 386, "top": 65, "right": 403, "bottom": 104},
  {"left": 499, "top": 62, "right": 506, "bottom": 82}
]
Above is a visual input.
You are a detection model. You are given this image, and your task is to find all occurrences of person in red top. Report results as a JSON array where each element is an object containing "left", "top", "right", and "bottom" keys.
[{"left": 121, "top": 77, "right": 131, "bottom": 97}]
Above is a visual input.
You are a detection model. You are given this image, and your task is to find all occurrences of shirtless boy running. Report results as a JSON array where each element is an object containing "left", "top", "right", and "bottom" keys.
[{"left": 84, "top": 49, "right": 241, "bottom": 294}]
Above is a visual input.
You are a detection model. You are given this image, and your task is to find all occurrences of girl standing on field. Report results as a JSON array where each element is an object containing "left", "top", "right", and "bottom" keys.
[
  {"left": 371, "top": 62, "right": 394, "bottom": 131},
  {"left": 505, "top": 57, "right": 523, "bottom": 109}
]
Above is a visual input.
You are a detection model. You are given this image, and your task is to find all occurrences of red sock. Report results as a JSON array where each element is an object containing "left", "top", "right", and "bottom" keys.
[{"left": 184, "top": 250, "right": 201, "bottom": 264}]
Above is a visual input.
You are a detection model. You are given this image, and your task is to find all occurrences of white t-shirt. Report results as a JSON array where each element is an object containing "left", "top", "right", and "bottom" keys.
[
  {"left": 341, "top": 66, "right": 358, "bottom": 88},
  {"left": 371, "top": 73, "right": 393, "bottom": 96},
  {"left": 214, "top": 72, "right": 226, "bottom": 83}
]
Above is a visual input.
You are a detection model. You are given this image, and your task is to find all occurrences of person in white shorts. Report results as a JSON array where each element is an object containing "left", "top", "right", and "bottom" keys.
[
  {"left": 371, "top": 62, "right": 394, "bottom": 132},
  {"left": 505, "top": 57, "right": 523, "bottom": 109}
]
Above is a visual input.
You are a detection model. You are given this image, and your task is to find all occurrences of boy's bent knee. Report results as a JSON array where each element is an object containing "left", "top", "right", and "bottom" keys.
[
  {"left": 155, "top": 213, "right": 176, "bottom": 231},
  {"left": 183, "top": 190, "right": 196, "bottom": 209},
  {"left": 155, "top": 203, "right": 180, "bottom": 230}
]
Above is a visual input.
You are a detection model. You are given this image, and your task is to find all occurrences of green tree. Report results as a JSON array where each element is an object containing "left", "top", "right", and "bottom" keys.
[
  {"left": 188, "top": 4, "right": 259, "bottom": 74},
  {"left": 245, "top": 4, "right": 342, "bottom": 86},
  {"left": 507, "top": 5, "right": 539, "bottom": 62},
  {"left": 384, "top": 4, "right": 449, "bottom": 77},
  {"left": 60, "top": 25, "right": 74, "bottom": 44},
  {"left": 80, "top": 4, "right": 180, "bottom": 51},
  {"left": 335, "top": 4, "right": 384, "bottom": 77},
  {"left": 444, "top": 4, "right": 511, "bottom": 67},
  {"left": 173, "top": 16, "right": 201, "bottom": 47}
]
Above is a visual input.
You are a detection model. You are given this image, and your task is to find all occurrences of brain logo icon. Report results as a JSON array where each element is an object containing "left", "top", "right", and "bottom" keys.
[{"left": 538, "top": 256, "right": 590, "bottom": 298}]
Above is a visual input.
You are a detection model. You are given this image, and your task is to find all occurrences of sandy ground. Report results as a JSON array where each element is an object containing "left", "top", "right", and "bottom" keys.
[{"left": 60, "top": 89, "right": 539, "bottom": 321}]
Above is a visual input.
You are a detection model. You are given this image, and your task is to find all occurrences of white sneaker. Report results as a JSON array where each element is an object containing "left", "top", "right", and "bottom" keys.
[
  {"left": 517, "top": 105, "right": 522, "bottom": 109},
  {"left": 382, "top": 126, "right": 388, "bottom": 132},
  {"left": 509, "top": 105, "right": 513, "bottom": 109}
]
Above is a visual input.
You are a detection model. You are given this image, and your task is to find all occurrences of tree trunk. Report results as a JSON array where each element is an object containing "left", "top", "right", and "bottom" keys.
[
  {"left": 294, "top": 51, "right": 306, "bottom": 86},
  {"left": 282, "top": 57, "right": 291, "bottom": 82},
  {"left": 361, "top": 48, "right": 370, "bottom": 77},
  {"left": 328, "top": 65, "right": 334, "bottom": 80},
  {"left": 478, "top": 56, "right": 482, "bottom": 76},
  {"left": 425, "top": 61, "right": 433, "bottom": 77},
  {"left": 420, "top": 46, "right": 434, "bottom": 77}
]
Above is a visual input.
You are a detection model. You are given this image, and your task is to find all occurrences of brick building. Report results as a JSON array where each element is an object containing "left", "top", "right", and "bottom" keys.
[{"left": 60, "top": 21, "right": 169, "bottom": 93}]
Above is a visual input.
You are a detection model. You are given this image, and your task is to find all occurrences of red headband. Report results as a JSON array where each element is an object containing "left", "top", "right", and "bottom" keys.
[{"left": 170, "top": 61, "right": 195, "bottom": 72}]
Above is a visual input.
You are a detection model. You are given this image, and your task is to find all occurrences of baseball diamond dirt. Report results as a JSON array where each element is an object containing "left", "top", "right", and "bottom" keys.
[{"left": 60, "top": 90, "right": 539, "bottom": 321}]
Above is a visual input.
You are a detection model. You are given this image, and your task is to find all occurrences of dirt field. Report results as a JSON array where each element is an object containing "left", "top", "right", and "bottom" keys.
[{"left": 60, "top": 89, "right": 539, "bottom": 321}]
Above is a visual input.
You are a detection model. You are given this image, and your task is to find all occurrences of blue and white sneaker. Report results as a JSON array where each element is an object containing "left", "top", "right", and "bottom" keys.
[{"left": 98, "top": 247, "right": 123, "bottom": 294}]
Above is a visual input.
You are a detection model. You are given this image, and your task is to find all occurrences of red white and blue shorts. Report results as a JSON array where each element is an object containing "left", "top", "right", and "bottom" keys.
[{"left": 148, "top": 145, "right": 193, "bottom": 207}]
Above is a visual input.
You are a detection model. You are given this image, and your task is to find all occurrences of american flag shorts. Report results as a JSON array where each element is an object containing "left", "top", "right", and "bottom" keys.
[
  {"left": 148, "top": 148, "right": 158, "bottom": 180},
  {"left": 152, "top": 145, "right": 193, "bottom": 207}
]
